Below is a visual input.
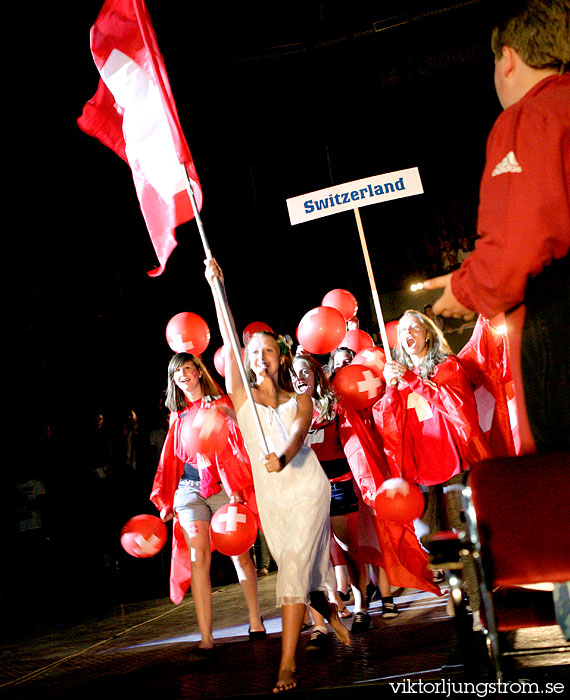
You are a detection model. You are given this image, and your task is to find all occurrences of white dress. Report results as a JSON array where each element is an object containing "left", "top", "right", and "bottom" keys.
[{"left": 237, "top": 396, "right": 332, "bottom": 607}]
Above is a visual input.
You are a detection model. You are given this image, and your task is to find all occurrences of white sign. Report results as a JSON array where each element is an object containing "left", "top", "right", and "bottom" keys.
[{"left": 286, "top": 167, "right": 423, "bottom": 225}]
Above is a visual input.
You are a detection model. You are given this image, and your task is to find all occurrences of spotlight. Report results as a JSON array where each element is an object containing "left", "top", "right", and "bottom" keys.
[{"left": 410, "top": 282, "right": 424, "bottom": 292}]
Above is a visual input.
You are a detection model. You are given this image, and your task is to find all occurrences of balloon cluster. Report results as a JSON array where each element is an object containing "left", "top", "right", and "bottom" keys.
[{"left": 295, "top": 288, "right": 389, "bottom": 408}]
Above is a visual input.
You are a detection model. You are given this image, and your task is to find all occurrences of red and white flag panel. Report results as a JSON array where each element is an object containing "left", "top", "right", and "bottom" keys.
[{"left": 77, "top": 0, "right": 202, "bottom": 276}]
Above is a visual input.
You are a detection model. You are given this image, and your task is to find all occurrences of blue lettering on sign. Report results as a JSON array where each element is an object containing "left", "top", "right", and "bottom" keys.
[{"left": 302, "top": 177, "right": 406, "bottom": 215}]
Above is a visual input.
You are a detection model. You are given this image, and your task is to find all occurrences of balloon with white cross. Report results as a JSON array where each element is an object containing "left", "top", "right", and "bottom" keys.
[
  {"left": 180, "top": 407, "right": 229, "bottom": 456},
  {"left": 210, "top": 503, "right": 258, "bottom": 556},
  {"left": 332, "top": 363, "right": 384, "bottom": 409},
  {"left": 120, "top": 514, "right": 167, "bottom": 558},
  {"left": 165, "top": 311, "right": 210, "bottom": 355}
]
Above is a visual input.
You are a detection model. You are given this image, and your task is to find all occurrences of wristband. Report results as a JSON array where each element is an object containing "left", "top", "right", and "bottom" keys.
[{"left": 278, "top": 454, "right": 287, "bottom": 470}]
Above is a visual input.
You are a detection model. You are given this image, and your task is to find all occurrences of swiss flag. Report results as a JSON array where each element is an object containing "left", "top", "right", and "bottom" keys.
[{"left": 77, "top": 0, "right": 202, "bottom": 276}]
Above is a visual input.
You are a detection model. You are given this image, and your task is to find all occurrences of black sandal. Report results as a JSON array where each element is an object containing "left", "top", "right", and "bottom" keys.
[{"left": 249, "top": 617, "right": 267, "bottom": 641}]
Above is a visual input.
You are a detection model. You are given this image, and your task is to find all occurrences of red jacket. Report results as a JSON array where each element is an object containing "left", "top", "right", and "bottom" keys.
[
  {"left": 150, "top": 395, "right": 257, "bottom": 604},
  {"left": 373, "top": 356, "right": 491, "bottom": 486},
  {"left": 451, "top": 74, "right": 570, "bottom": 453}
]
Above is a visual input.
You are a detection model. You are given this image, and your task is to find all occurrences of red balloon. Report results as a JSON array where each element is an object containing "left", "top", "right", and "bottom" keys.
[
  {"left": 384, "top": 320, "right": 399, "bottom": 349},
  {"left": 213, "top": 346, "right": 245, "bottom": 378},
  {"left": 352, "top": 346, "right": 387, "bottom": 377},
  {"left": 180, "top": 407, "right": 229, "bottom": 456},
  {"left": 210, "top": 503, "right": 258, "bottom": 556},
  {"left": 213, "top": 346, "right": 226, "bottom": 377},
  {"left": 297, "top": 306, "right": 346, "bottom": 355},
  {"left": 332, "top": 363, "right": 384, "bottom": 409},
  {"left": 340, "top": 329, "right": 374, "bottom": 353},
  {"left": 322, "top": 289, "right": 358, "bottom": 322},
  {"left": 242, "top": 321, "right": 274, "bottom": 346},
  {"left": 166, "top": 312, "right": 210, "bottom": 355},
  {"left": 120, "top": 514, "right": 167, "bottom": 558},
  {"left": 375, "top": 478, "right": 425, "bottom": 524}
]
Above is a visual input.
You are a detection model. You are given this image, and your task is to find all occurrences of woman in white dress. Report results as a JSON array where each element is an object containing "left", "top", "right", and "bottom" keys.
[{"left": 206, "top": 259, "right": 350, "bottom": 693}]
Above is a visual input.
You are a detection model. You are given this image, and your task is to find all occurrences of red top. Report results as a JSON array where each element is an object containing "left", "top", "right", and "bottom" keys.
[
  {"left": 451, "top": 74, "right": 570, "bottom": 318},
  {"left": 374, "top": 356, "right": 491, "bottom": 486},
  {"left": 308, "top": 407, "right": 352, "bottom": 482}
]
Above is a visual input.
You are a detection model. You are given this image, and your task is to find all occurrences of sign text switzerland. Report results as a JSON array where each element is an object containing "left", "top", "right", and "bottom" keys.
[{"left": 286, "top": 167, "right": 423, "bottom": 225}]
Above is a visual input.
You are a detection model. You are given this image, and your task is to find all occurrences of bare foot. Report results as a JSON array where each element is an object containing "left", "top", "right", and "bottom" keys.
[
  {"left": 328, "top": 604, "right": 351, "bottom": 646},
  {"left": 273, "top": 668, "right": 297, "bottom": 693}
]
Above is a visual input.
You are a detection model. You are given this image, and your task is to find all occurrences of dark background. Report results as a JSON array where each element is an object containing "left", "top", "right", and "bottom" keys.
[
  {"left": 19, "top": 0, "right": 499, "bottom": 426},
  {"left": 9, "top": 0, "right": 503, "bottom": 616}
]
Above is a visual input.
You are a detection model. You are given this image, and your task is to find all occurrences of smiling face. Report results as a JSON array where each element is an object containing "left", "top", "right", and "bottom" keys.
[
  {"left": 173, "top": 359, "right": 203, "bottom": 400},
  {"left": 398, "top": 314, "right": 429, "bottom": 362},
  {"left": 292, "top": 358, "right": 315, "bottom": 397},
  {"left": 247, "top": 334, "right": 283, "bottom": 382}
]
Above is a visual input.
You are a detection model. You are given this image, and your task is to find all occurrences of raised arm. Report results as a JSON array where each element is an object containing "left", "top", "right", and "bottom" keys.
[{"left": 204, "top": 258, "right": 247, "bottom": 412}]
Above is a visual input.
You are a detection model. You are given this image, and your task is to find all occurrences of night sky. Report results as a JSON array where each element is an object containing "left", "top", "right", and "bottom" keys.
[{"left": 19, "top": 0, "right": 501, "bottom": 436}]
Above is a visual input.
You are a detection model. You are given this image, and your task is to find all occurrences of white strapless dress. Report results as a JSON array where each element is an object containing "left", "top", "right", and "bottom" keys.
[{"left": 237, "top": 396, "right": 332, "bottom": 607}]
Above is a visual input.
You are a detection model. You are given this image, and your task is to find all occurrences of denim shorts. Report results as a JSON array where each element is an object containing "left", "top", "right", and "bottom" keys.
[
  {"left": 173, "top": 479, "right": 229, "bottom": 527},
  {"left": 330, "top": 479, "right": 359, "bottom": 517}
]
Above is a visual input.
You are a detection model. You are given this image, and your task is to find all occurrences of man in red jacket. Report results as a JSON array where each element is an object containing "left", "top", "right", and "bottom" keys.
[{"left": 424, "top": 0, "right": 569, "bottom": 455}]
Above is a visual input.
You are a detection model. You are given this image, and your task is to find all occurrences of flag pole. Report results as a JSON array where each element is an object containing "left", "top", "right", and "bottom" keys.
[
  {"left": 353, "top": 207, "right": 393, "bottom": 360},
  {"left": 182, "top": 165, "right": 269, "bottom": 454}
]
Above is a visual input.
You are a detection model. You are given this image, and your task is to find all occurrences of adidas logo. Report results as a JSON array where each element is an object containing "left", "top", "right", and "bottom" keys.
[{"left": 491, "top": 151, "right": 522, "bottom": 177}]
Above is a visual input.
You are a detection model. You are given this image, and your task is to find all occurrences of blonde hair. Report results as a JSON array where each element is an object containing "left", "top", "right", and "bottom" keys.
[{"left": 393, "top": 310, "right": 453, "bottom": 379}]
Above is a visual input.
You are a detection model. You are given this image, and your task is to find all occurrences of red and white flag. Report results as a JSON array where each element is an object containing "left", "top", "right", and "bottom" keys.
[{"left": 77, "top": 0, "right": 202, "bottom": 276}]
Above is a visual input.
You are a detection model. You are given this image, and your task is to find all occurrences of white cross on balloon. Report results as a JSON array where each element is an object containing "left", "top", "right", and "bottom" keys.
[
  {"left": 173, "top": 333, "right": 194, "bottom": 352},
  {"left": 356, "top": 369, "right": 382, "bottom": 398},
  {"left": 133, "top": 533, "right": 162, "bottom": 555},
  {"left": 218, "top": 505, "right": 247, "bottom": 532}
]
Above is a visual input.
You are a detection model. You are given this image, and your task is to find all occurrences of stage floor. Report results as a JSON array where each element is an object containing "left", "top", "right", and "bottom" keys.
[{"left": 1, "top": 573, "right": 569, "bottom": 699}]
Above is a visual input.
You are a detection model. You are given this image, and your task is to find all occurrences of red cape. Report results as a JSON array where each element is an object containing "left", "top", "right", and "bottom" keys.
[
  {"left": 457, "top": 314, "right": 517, "bottom": 457},
  {"left": 338, "top": 403, "right": 442, "bottom": 597}
]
